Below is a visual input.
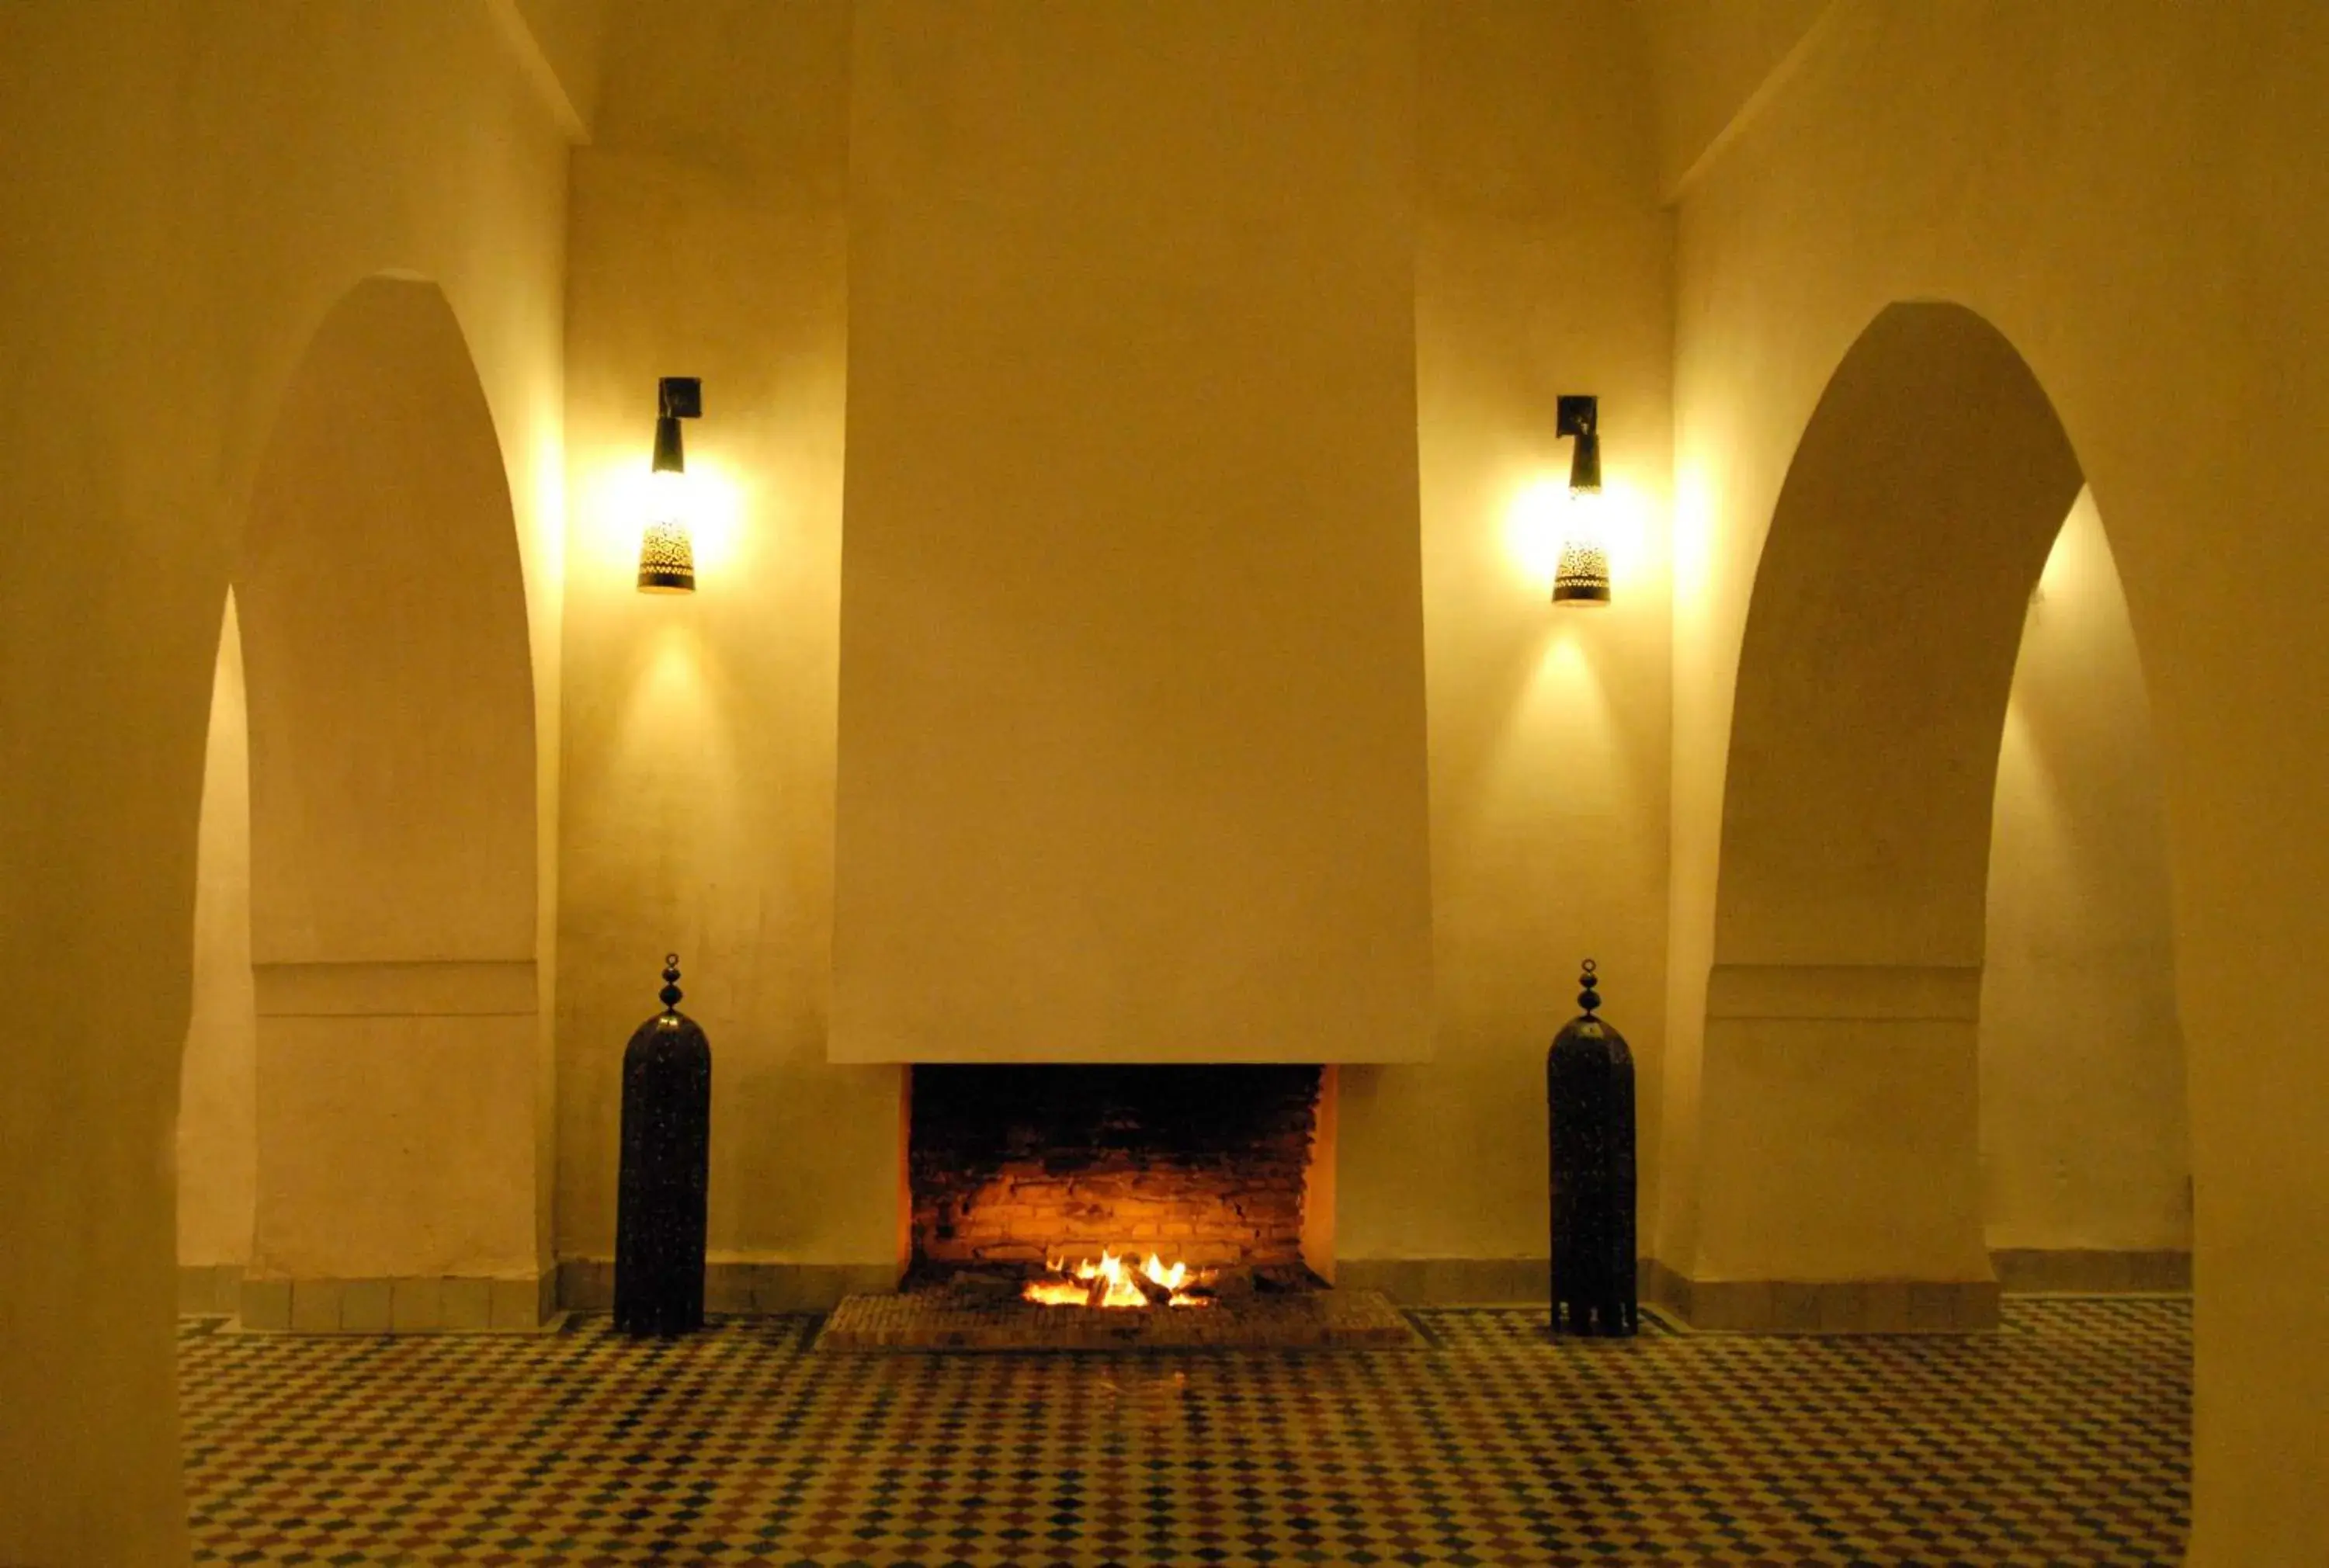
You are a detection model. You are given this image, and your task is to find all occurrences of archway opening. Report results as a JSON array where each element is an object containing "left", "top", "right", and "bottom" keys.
[
  {"left": 1980, "top": 488, "right": 2190, "bottom": 1291},
  {"left": 174, "top": 276, "right": 544, "bottom": 1334},
  {"left": 1682, "top": 301, "right": 2189, "bottom": 1337}
]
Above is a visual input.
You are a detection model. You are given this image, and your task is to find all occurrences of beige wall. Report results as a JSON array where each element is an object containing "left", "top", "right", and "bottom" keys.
[
  {"left": 557, "top": 0, "right": 897, "bottom": 1271},
  {"left": 1677, "top": 303, "right": 2081, "bottom": 1295},
  {"left": 10, "top": 2, "right": 2317, "bottom": 1562},
  {"left": 554, "top": 0, "right": 1672, "bottom": 1275},
  {"left": 238, "top": 277, "right": 545, "bottom": 1285},
  {"left": 1629, "top": 0, "right": 1831, "bottom": 198},
  {"left": 1338, "top": 0, "right": 1674, "bottom": 1264},
  {"left": 1982, "top": 491, "right": 2189, "bottom": 1254},
  {"left": 0, "top": 2, "right": 571, "bottom": 1560},
  {"left": 176, "top": 595, "right": 258, "bottom": 1268},
  {"left": 831, "top": 0, "right": 1435, "bottom": 1067},
  {"left": 508, "top": 0, "right": 609, "bottom": 135},
  {"left": 1660, "top": 5, "right": 2329, "bottom": 1558},
  {"left": 240, "top": 279, "right": 537, "bottom": 971}
]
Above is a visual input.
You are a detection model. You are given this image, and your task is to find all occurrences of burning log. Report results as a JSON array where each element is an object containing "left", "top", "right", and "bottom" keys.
[{"left": 1019, "top": 1247, "right": 1217, "bottom": 1308}]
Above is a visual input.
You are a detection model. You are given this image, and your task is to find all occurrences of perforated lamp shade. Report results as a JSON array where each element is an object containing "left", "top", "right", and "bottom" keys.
[
  {"left": 638, "top": 380, "right": 701, "bottom": 594},
  {"left": 1551, "top": 426, "right": 1610, "bottom": 607}
]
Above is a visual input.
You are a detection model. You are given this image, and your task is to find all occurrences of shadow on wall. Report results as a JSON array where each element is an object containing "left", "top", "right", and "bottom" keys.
[
  {"left": 1667, "top": 301, "right": 2188, "bottom": 1331},
  {"left": 176, "top": 277, "right": 546, "bottom": 1313}
]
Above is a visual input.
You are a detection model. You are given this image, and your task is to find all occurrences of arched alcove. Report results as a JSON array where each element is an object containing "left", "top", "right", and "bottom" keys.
[
  {"left": 180, "top": 276, "right": 547, "bottom": 1325},
  {"left": 238, "top": 276, "right": 536, "bottom": 966},
  {"left": 1981, "top": 490, "right": 2191, "bottom": 1289},
  {"left": 1680, "top": 302, "right": 2175, "bottom": 1326},
  {"left": 173, "top": 591, "right": 257, "bottom": 1311}
]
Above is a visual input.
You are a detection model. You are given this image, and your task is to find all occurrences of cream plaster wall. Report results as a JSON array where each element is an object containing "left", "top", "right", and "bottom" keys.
[
  {"left": 1337, "top": 0, "right": 1674, "bottom": 1265},
  {"left": 1679, "top": 302, "right": 2081, "bottom": 1296},
  {"left": 1629, "top": 0, "right": 1831, "bottom": 198},
  {"left": 554, "top": 0, "right": 1672, "bottom": 1277},
  {"left": 831, "top": 1, "right": 1435, "bottom": 1067},
  {"left": 556, "top": 0, "right": 899, "bottom": 1271},
  {"left": 240, "top": 279, "right": 537, "bottom": 970},
  {"left": 176, "top": 595, "right": 257, "bottom": 1268},
  {"left": 5, "top": 2, "right": 2293, "bottom": 1560},
  {"left": 1659, "top": 4, "right": 2329, "bottom": 1557},
  {"left": 234, "top": 276, "right": 546, "bottom": 1285},
  {"left": 254, "top": 1012, "right": 542, "bottom": 1277},
  {"left": 0, "top": 3, "right": 571, "bottom": 1560},
  {"left": 508, "top": 0, "right": 610, "bottom": 136},
  {"left": 1982, "top": 491, "right": 2189, "bottom": 1254}
]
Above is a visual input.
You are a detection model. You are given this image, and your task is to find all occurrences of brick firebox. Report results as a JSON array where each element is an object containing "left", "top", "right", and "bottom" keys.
[{"left": 906, "top": 1065, "right": 1333, "bottom": 1277}]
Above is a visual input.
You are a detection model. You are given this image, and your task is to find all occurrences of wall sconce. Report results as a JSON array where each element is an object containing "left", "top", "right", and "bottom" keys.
[
  {"left": 637, "top": 376, "right": 703, "bottom": 595},
  {"left": 1551, "top": 394, "right": 1609, "bottom": 607}
]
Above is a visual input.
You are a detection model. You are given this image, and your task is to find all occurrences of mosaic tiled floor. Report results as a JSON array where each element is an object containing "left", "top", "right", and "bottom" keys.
[{"left": 179, "top": 1297, "right": 2188, "bottom": 1565}]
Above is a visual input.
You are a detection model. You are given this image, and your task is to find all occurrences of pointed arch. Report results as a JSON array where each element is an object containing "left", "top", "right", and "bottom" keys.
[
  {"left": 1682, "top": 302, "right": 2174, "bottom": 1315},
  {"left": 214, "top": 276, "right": 543, "bottom": 1292}
]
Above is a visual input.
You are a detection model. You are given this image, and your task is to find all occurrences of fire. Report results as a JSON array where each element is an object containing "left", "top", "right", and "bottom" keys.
[{"left": 1022, "top": 1249, "right": 1213, "bottom": 1309}]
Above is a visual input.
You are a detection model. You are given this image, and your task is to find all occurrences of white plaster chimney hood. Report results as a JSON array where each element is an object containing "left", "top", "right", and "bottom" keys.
[{"left": 829, "top": 2, "right": 1434, "bottom": 1064}]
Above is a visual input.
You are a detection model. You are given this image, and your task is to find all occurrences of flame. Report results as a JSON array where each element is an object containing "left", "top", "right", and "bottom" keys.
[
  {"left": 1021, "top": 1248, "right": 1213, "bottom": 1309},
  {"left": 1024, "top": 1275, "right": 1099, "bottom": 1308}
]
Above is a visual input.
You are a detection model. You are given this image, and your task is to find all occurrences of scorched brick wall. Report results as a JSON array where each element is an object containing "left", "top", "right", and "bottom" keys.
[{"left": 908, "top": 1066, "right": 1321, "bottom": 1270}]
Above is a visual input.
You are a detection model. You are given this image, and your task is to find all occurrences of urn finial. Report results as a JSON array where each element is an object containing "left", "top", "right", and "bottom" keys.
[
  {"left": 1578, "top": 959, "right": 1600, "bottom": 1017},
  {"left": 659, "top": 952, "right": 683, "bottom": 1012}
]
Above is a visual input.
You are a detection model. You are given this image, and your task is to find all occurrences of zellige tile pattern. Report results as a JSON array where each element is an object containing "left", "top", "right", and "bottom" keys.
[{"left": 179, "top": 1296, "right": 2188, "bottom": 1565}]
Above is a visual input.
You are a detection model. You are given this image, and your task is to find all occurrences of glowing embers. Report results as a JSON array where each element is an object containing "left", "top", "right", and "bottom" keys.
[{"left": 1023, "top": 1248, "right": 1214, "bottom": 1310}]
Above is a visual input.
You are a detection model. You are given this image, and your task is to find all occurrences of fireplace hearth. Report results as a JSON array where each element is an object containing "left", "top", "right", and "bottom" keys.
[{"left": 817, "top": 1279, "right": 1416, "bottom": 1351}]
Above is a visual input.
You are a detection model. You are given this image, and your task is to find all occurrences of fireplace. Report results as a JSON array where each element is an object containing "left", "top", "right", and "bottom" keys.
[
  {"left": 904, "top": 1064, "right": 1335, "bottom": 1293},
  {"left": 821, "top": 1063, "right": 1411, "bottom": 1348}
]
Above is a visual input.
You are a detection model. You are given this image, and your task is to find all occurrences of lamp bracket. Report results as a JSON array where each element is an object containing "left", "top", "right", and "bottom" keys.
[
  {"left": 1555, "top": 394, "right": 1597, "bottom": 439},
  {"left": 658, "top": 376, "right": 703, "bottom": 420}
]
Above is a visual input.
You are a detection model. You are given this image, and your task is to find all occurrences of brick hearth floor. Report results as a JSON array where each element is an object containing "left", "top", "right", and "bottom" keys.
[{"left": 179, "top": 1298, "right": 2188, "bottom": 1565}]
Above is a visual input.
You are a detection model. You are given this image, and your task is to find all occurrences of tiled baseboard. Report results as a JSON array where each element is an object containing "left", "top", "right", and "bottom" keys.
[
  {"left": 1643, "top": 1260, "right": 2000, "bottom": 1333},
  {"left": 1991, "top": 1247, "right": 2191, "bottom": 1294},
  {"left": 214, "top": 1270, "right": 556, "bottom": 1333},
  {"left": 1342, "top": 1257, "right": 1994, "bottom": 1328},
  {"left": 196, "top": 1255, "right": 1553, "bottom": 1316},
  {"left": 555, "top": 1258, "right": 901, "bottom": 1314},
  {"left": 1640, "top": 1247, "right": 2190, "bottom": 1334},
  {"left": 184, "top": 1247, "right": 2190, "bottom": 1333},
  {"left": 179, "top": 1262, "right": 246, "bottom": 1316}
]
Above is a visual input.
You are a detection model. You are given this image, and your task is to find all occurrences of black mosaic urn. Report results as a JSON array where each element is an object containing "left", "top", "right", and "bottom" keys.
[
  {"left": 615, "top": 953, "right": 712, "bottom": 1337},
  {"left": 1547, "top": 959, "right": 1637, "bottom": 1336}
]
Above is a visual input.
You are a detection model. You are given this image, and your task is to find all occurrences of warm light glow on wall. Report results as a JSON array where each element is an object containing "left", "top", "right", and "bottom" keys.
[
  {"left": 1505, "top": 472, "right": 1652, "bottom": 602},
  {"left": 2034, "top": 497, "right": 2094, "bottom": 609},
  {"left": 1668, "top": 456, "right": 1718, "bottom": 622},
  {"left": 637, "top": 376, "right": 704, "bottom": 594},
  {"left": 581, "top": 453, "right": 746, "bottom": 591}
]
